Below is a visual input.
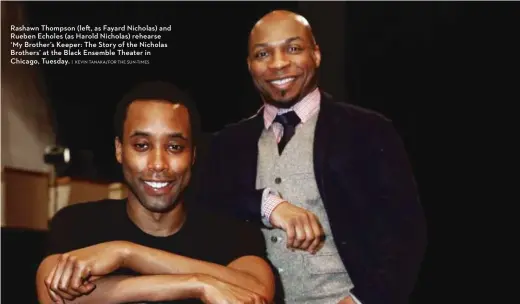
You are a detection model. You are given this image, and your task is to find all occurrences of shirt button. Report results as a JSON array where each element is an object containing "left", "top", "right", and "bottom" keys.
[
  {"left": 271, "top": 236, "right": 278, "bottom": 243},
  {"left": 275, "top": 177, "right": 282, "bottom": 184}
]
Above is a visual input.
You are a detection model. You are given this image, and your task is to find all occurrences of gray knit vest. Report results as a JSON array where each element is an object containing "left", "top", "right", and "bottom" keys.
[{"left": 256, "top": 112, "right": 354, "bottom": 304}]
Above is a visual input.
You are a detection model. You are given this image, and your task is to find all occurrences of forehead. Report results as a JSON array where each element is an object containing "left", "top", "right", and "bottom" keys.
[
  {"left": 250, "top": 18, "right": 310, "bottom": 46},
  {"left": 124, "top": 100, "right": 190, "bottom": 134}
]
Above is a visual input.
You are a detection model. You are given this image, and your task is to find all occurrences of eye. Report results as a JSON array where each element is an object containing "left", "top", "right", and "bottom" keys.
[
  {"left": 255, "top": 50, "right": 269, "bottom": 59},
  {"left": 134, "top": 143, "right": 149, "bottom": 151},
  {"left": 287, "top": 45, "right": 302, "bottom": 53},
  {"left": 168, "top": 144, "right": 184, "bottom": 152}
]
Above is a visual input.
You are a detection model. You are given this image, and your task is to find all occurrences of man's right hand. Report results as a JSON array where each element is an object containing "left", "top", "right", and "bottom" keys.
[
  {"left": 199, "top": 275, "right": 267, "bottom": 304},
  {"left": 269, "top": 201, "right": 325, "bottom": 254},
  {"left": 44, "top": 241, "right": 130, "bottom": 302}
]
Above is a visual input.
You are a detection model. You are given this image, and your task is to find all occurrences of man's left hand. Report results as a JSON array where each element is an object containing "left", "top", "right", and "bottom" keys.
[
  {"left": 45, "top": 241, "right": 130, "bottom": 302},
  {"left": 338, "top": 296, "right": 356, "bottom": 304}
]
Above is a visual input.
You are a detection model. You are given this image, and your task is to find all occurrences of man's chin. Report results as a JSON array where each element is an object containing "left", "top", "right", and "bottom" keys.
[
  {"left": 142, "top": 196, "right": 180, "bottom": 213},
  {"left": 266, "top": 94, "right": 300, "bottom": 108}
]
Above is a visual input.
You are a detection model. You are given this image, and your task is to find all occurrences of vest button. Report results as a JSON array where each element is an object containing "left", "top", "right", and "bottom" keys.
[
  {"left": 275, "top": 177, "right": 282, "bottom": 184},
  {"left": 271, "top": 236, "right": 278, "bottom": 243}
]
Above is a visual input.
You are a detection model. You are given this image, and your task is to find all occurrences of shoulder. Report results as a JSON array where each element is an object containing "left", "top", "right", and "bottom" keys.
[
  {"left": 50, "top": 199, "right": 125, "bottom": 227},
  {"left": 211, "top": 111, "right": 263, "bottom": 141},
  {"left": 325, "top": 96, "right": 391, "bottom": 126},
  {"left": 321, "top": 94, "right": 398, "bottom": 139}
]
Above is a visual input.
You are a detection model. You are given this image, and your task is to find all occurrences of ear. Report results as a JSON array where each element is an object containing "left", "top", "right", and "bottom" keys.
[
  {"left": 115, "top": 137, "right": 123, "bottom": 164},
  {"left": 192, "top": 146, "right": 197, "bottom": 166},
  {"left": 247, "top": 57, "right": 252, "bottom": 73},
  {"left": 313, "top": 44, "right": 322, "bottom": 68}
]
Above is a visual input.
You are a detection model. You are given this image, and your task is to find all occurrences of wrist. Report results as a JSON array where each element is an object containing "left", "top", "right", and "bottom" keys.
[
  {"left": 192, "top": 274, "right": 212, "bottom": 299},
  {"left": 269, "top": 200, "right": 288, "bottom": 226},
  {"left": 261, "top": 191, "right": 286, "bottom": 226},
  {"left": 115, "top": 240, "right": 133, "bottom": 268}
]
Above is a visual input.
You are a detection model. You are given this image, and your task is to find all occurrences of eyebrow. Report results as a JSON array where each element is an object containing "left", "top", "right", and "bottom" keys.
[
  {"left": 253, "top": 36, "right": 302, "bottom": 49},
  {"left": 129, "top": 131, "right": 188, "bottom": 140}
]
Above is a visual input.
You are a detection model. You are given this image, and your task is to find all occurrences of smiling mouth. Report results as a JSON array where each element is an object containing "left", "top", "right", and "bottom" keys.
[
  {"left": 143, "top": 181, "right": 173, "bottom": 190},
  {"left": 269, "top": 77, "right": 296, "bottom": 89}
]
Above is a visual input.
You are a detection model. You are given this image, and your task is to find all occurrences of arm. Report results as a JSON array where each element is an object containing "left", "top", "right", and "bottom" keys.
[
  {"left": 358, "top": 120, "right": 427, "bottom": 303},
  {"left": 199, "top": 133, "right": 325, "bottom": 253},
  {"left": 37, "top": 255, "right": 199, "bottom": 304},
  {"left": 37, "top": 254, "right": 267, "bottom": 304},
  {"left": 38, "top": 241, "right": 274, "bottom": 302},
  {"left": 70, "top": 275, "right": 202, "bottom": 304},
  {"left": 123, "top": 242, "right": 275, "bottom": 301}
]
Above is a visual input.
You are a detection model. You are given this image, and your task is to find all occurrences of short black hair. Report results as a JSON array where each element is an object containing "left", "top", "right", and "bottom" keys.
[{"left": 113, "top": 81, "right": 201, "bottom": 147}]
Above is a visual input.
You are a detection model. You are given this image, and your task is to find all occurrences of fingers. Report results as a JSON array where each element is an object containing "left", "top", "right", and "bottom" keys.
[
  {"left": 243, "top": 291, "right": 265, "bottom": 304},
  {"left": 46, "top": 254, "right": 95, "bottom": 302},
  {"left": 298, "top": 218, "right": 315, "bottom": 251},
  {"left": 228, "top": 283, "right": 265, "bottom": 304},
  {"left": 49, "top": 254, "right": 76, "bottom": 301},
  {"left": 287, "top": 212, "right": 324, "bottom": 252},
  {"left": 252, "top": 293, "right": 264, "bottom": 304},
  {"left": 338, "top": 296, "right": 356, "bottom": 304},
  {"left": 74, "top": 265, "right": 97, "bottom": 295},
  {"left": 70, "top": 261, "right": 87, "bottom": 290},
  {"left": 291, "top": 220, "right": 308, "bottom": 249},
  {"left": 275, "top": 202, "right": 327, "bottom": 253},
  {"left": 59, "top": 256, "right": 82, "bottom": 297},
  {"left": 285, "top": 224, "right": 296, "bottom": 249},
  {"left": 45, "top": 263, "right": 63, "bottom": 303},
  {"left": 307, "top": 214, "right": 325, "bottom": 254}
]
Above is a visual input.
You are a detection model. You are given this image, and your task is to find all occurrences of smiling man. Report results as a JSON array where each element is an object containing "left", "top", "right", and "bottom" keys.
[
  {"left": 248, "top": 11, "right": 319, "bottom": 108},
  {"left": 199, "top": 10, "right": 427, "bottom": 304},
  {"left": 35, "top": 81, "right": 275, "bottom": 304}
]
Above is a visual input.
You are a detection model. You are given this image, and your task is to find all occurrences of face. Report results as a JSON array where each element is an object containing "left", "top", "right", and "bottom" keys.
[
  {"left": 248, "top": 17, "right": 321, "bottom": 108},
  {"left": 115, "top": 100, "right": 195, "bottom": 213}
]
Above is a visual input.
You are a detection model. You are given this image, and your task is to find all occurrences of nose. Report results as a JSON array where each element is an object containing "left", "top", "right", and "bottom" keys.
[
  {"left": 268, "top": 49, "right": 290, "bottom": 71},
  {"left": 148, "top": 148, "right": 168, "bottom": 172}
]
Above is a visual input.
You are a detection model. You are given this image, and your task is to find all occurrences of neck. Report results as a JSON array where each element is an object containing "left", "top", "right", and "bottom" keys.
[{"left": 126, "top": 196, "right": 186, "bottom": 237}]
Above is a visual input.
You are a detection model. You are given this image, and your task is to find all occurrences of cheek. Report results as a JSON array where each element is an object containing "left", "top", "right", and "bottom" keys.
[
  {"left": 123, "top": 150, "right": 148, "bottom": 173},
  {"left": 169, "top": 154, "right": 193, "bottom": 175},
  {"left": 250, "top": 63, "right": 267, "bottom": 78},
  {"left": 299, "top": 59, "right": 316, "bottom": 75}
]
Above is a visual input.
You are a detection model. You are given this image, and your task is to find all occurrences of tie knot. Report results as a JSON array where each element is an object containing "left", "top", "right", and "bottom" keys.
[{"left": 274, "top": 111, "right": 301, "bottom": 128}]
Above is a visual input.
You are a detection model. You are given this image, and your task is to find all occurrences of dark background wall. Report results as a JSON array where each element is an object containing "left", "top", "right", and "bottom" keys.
[
  {"left": 22, "top": 1, "right": 462, "bottom": 185},
  {"left": 7, "top": 1, "right": 514, "bottom": 303}
]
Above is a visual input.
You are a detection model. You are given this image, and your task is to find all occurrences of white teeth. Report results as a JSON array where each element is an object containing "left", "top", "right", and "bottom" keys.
[
  {"left": 270, "top": 77, "right": 295, "bottom": 86},
  {"left": 145, "top": 181, "right": 169, "bottom": 189}
]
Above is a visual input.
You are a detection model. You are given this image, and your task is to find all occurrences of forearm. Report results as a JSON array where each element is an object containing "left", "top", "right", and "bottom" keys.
[
  {"left": 124, "top": 243, "right": 270, "bottom": 299},
  {"left": 36, "top": 255, "right": 204, "bottom": 304},
  {"left": 66, "top": 274, "right": 202, "bottom": 304}
]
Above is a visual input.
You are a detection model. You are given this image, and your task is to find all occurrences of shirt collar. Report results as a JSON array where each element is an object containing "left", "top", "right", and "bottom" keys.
[{"left": 263, "top": 87, "right": 321, "bottom": 130}]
